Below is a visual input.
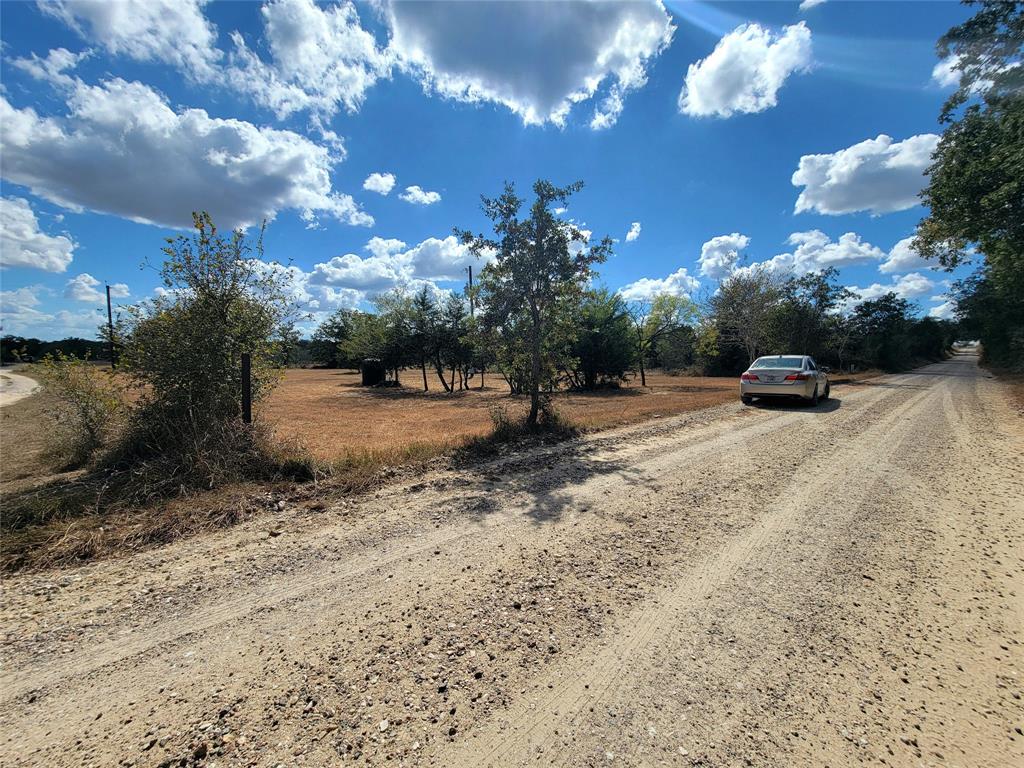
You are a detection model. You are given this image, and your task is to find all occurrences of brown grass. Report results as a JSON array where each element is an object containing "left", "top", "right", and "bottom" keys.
[
  {"left": 261, "top": 368, "right": 736, "bottom": 460},
  {"left": 0, "top": 367, "right": 736, "bottom": 571}
]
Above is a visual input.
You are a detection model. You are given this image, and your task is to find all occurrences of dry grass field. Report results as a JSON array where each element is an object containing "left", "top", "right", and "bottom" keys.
[{"left": 260, "top": 368, "right": 738, "bottom": 460}]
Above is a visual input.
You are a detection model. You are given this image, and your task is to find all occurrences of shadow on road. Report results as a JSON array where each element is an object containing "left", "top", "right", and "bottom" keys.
[
  {"left": 453, "top": 435, "right": 645, "bottom": 525},
  {"left": 748, "top": 397, "right": 843, "bottom": 414}
]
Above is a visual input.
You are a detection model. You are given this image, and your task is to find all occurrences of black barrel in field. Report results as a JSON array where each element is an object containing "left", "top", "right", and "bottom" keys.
[{"left": 361, "top": 358, "right": 386, "bottom": 386}]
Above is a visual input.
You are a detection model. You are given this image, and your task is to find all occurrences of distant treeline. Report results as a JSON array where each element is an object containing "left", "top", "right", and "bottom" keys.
[{"left": 1, "top": 336, "right": 111, "bottom": 364}]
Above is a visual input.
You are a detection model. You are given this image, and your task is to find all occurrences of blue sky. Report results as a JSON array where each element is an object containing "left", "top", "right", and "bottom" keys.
[{"left": 0, "top": 0, "right": 973, "bottom": 339}]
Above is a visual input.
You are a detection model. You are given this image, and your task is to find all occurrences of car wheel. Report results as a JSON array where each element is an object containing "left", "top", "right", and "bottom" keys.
[
  {"left": 807, "top": 385, "right": 819, "bottom": 407},
  {"left": 822, "top": 383, "right": 830, "bottom": 400},
  {"left": 741, "top": 395, "right": 753, "bottom": 405}
]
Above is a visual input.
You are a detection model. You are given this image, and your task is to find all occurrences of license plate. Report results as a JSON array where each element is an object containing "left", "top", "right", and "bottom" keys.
[{"left": 764, "top": 375, "right": 777, "bottom": 382}]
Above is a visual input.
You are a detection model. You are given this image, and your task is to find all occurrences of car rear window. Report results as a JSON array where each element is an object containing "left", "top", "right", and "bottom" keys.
[{"left": 751, "top": 356, "right": 804, "bottom": 369}]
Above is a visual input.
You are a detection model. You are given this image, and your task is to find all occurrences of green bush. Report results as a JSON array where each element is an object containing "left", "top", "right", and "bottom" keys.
[{"left": 35, "top": 354, "right": 123, "bottom": 468}]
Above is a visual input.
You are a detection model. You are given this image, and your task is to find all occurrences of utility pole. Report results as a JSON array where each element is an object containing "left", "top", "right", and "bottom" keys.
[{"left": 105, "top": 284, "right": 116, "bottom": 369}]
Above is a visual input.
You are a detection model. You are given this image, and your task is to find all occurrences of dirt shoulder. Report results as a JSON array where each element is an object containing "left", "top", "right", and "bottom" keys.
[{"left": 1, "top": 353, "right": 1020, "bottom": 767}]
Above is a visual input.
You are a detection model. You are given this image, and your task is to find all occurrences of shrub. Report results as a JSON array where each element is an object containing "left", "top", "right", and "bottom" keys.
[{"left": 35, "top": 354, "right": 123, "bottom": 467}]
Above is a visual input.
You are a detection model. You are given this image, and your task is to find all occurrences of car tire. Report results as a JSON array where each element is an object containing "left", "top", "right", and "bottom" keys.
[
  {"left": 822, "top": 383, "right": 830, "bottom": 400},
  {"left": 741, "top": 395, "right": 753, "bottom": 406},
  {"left": 807, "top": 385, "right": 819, "bottom": 407}
]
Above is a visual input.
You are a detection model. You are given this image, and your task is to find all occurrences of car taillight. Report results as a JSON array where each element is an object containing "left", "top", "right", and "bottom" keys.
[
  {"left": 785, "top": 373, "right": 810, "bottom": 381},
  {"left": 740, "top": 373, "right": 759, "bottom": 381}
]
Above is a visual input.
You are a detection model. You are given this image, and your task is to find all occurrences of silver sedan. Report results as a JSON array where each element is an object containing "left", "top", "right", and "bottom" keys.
[{"left": 739, "top": 355, "right": 830, "bottom": 406}]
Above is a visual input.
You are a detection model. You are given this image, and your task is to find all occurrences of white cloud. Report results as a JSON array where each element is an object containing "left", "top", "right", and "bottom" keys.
[
  {"left": 678, "top": 22, "right": 811, "bottom": 118},
  {"left": 399, "top": 185, "right": 441, "bottom": 206},
  {"left": 0, "top": 77, "right": 372, "bottom": 230},
  {"left": 625, "top": 222, "right": 641, "bottom": 242},
  {"left": 929, "top": 299, "right": 957, "bottom": 320},
  {"left": 846, "top": 272, "right": 937, "bottom": 308},
  {"left": 931, "top": 55, "right": 960, "bottom": 88},
  {"left": 0, "top": 197, "right": 76, "bottom": 272},
  {"left": 11, "top": 47, "right": 91, "bottom": 88},
  {"left": 363, "top": 172, "right": 396, "bottom": 196},
  {"left": 224, "top": 0, "right": 391, "bottom": 119},
  {"left": 799, "top": 0, "right": 826, "bottom": 10},
  {"left": 737, "top": 230, "right": 885, "bottom": 279},
  {"left": 0, "top": 284, "right": 105, "bottom": 337},
  {"left": 303, "top": 234, "right": 492, "bottom": 304},
  {"left": 698, "top": 232, "right": 750, "bottom": 279},
  {"left": 39, "top": 0, "right": 221, "bottom": 80},
  {"left": 364, "top": 236, "right": 406, "bottom": 259},
  {"left": 879, "top": 236, "right": 938, "bottom": 274},
  {"left": 618, "top": 267, "right": 700, "bottom": 302},
  {"left": 64, "top": 273, "right": 129, "bottom": 302},
  {"left": 792, "top": 133, "right": 939, "bottom": 216},
  {"left": 388, "top": 0, "right": 674, "bottom": 128}
]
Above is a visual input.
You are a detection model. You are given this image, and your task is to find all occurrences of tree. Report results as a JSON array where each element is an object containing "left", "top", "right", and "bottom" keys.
[
  {"left": 770, "top": 268, "right": 856, "bottom": 364},
  {"left": 459, "top": 180, "right": 612, "bottom": 426},
  {"left": 566, "top": 289, "right": 636, "bottom": 390},
  {"left": 709, "top": 268, "right": 782, "bottom": 365},
  {"left": 115, "top": 212, "right": 298, "bottom": 487},
  {"left": 850, "top": 293, "right": 913, "bottom": 372},
  {"left": 409, "top": 286, "right": 440, "bottom": 390},
  {"left": 627, "top": 293, "right": 698, "bottom": 386},
  {"left": 311, "top": 308, "right": 356, "bottom": 368},
  {"left": 915, "top": 0, "right": 1023, "bottom": 368}
]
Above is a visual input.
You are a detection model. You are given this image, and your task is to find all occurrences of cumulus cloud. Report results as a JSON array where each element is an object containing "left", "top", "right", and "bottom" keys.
[
  {"left": 388, "top": 0, "right": 674, "bottom": 128},
  {"left": 399, "top": 185, "right": 441, "bottom": 205},
  {"left": 307, "top": 234, "right": 488, "bottom": 300},
  {"left": 792, "top": 133, "right": 939, "bottom": 216},
  {"left": 364, "top": 236, "right": 406, "bottom": 259},
  {"left": 224, "top": 0, "right": 391, "bottom": 119},
  {"left": 929, "top": 299, "right": 957, "bottom": 320},
  {"left": 734, "top": 230, "right": 885, "bottom": 280},
  {"left": 618, "top": 267, "right": 700, "bottom": 302},
  {"left": 698, "top": 233, "right": 750, "bottom": 279},
  {"left": 0, "top": 197, "right": 76, "bottom": 272},
  {"left": 0, "top": 284, "right": 105, "bottom": 336},
  {"left": 879, "top": 236, "right": 938, "bottom": 273},
  {"left": 11, "top": 47, "right": 90, "bottom": 88},
  {"left": 799, "top": 0, "right": 826, "bottom": 10},
  {"left": 64, "top": 272, "right": 129, "bottom": 302},
  {"left": 0, "top": 77, "right": 372, "bottom": 230},
  {"left": 625, "top": 222, "right": 641, "bottom": 242},
  {"left": 39, "top": 0, "right": 221, "bottom": 80},
  {"left": 845, "top": 272, "right": 936, "bottom": 309},
  {"left": 363, "top": 172, "right": 396, "bottom": 195},
  {"left": 931, "top": 55, "right": 960, "bottom": 88},
  {"left": 678, "top": 22, "right": 811, "bottom": 118}
]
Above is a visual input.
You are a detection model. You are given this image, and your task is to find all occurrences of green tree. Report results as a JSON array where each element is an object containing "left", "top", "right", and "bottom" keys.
[
  {"left": 566, "top": 289, "right": 636, "bottom": 390},
  {"left": 709, "top": 268, "right": 783, "bottom": 365},
  {"left": 915, "top": 0, "right": 1023, "bottom": 367},
  {"left": 626, "top": 293, "right": 698, "bottom": 386},
  {"left": 115, "top": 212, "right": 298, "bottom": 486},
  {"left": 311, "top": 308, "right": 356, "bottom": 368},
  {"left": 459, "top": 180, "right": 612, "bottom": 426}
]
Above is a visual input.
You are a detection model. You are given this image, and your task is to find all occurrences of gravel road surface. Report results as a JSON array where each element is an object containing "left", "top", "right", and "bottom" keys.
[{"left": 1, "top": 351, "right": 1021, "bottom": 767}]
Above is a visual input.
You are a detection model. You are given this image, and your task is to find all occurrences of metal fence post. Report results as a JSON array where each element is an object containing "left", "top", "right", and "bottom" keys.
[{"left": 241, "top": 353, "right": 252, "bottom": 424}]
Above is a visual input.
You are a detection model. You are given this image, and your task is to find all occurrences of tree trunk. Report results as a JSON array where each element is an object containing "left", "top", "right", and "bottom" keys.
[
  {"left": 528, "top": 303, "right": 541, "bottom": 426},
  {"left": 480, "top": 365, "right": 485, "bottom": 390},
  {"left": 639, "top": 355, "right": 646, "bottom": 387},
  {"left": 449, "top": 364, "right": 456, "bottom": 392},
  {"left": 421, "top": 358, "right": 429, "bottom": 391},
  {"left": 434, "top": 358, "right": 452, "bottom": 392}
]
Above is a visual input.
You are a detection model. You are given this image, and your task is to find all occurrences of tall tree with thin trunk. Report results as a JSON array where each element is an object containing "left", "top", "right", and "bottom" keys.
[{"left": 459, "top": 180, "right": 611, "bottom": 426}]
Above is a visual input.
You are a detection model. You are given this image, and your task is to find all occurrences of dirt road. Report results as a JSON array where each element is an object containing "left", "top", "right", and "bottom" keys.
[
  {"left": 0, "top": 372, "right": 39, "bottom": 408},
  {"left": 2, "top": 352, "right": 1021, "bottom": 767}
]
